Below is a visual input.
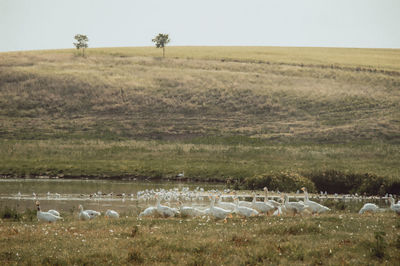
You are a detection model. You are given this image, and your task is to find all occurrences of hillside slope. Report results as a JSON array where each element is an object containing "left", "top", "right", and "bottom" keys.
[{"left": 1, "top": 47, "right": 399, "bottom": 143}]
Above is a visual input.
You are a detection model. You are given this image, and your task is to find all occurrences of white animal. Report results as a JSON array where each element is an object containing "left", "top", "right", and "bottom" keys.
[
  {"left": 234, "top": 197, "right": 259, "bottom": 217},
  {"left": 216, "top": 195, "right": 236, "bottom": 211},
  {"left": 251, "top": 193, "right": 274, "bottom": 214},
  {"left": 301, "top": 187, "right": 330, "bottom": 214},
  {"left": 205, "top": 196, "right": 232, "bottom": 220},
  {"left": 179, "top": 205, "right": 206, "bottom": 217},
  {"left": 78, "top": 205, "right": 91, "bottom": 220},
  {"left": 138, "top": 206, "right": 158, "bottom": 218},
  {"left": 282, "top": 194, "right": 309, "bottom": 216},
  {"left": 78, "top": 205, "right": 100, "bottom": 220},
  {"left": 156, "top": 194, "right": 179, "bottom": 218},
  {"left": 359, "top": 203, "right": 379, "bottom": 214},
  {"left": 48, "top": 210, "right": 60, "bottom": 217},
  {"left": 263, "top": 187, "right": 281, "bottom": 208},
  {"left": 237, "top": 197, "right": 252, "bottom": 208},
  {"left": 36, "top": 201, "right": 63, "bottom": 223},
  {"left": 388, "top": 197, "right": 400, "bottom": 215},
  {"left": 105, "top": 209, "right": 119, "bottom": 218},
  {"left": 273, "top": 206, "right": 283, "bottom": 216},
  {"left": 176, "top": 171, "right": 185, "bottom": 178}
]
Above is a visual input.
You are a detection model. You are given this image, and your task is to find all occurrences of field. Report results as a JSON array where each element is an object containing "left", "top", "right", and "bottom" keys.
[
  {"left": 1, "top": 208, "right": 400, "bottom": 265},
  {"left": 0, "top": 46, "right": 400, "bottom": 192},
  {"left": 1, "top": 46, "right": 400, "bottom": 264}
]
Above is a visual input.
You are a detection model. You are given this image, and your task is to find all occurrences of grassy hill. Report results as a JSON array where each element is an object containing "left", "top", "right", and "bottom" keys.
[
  {"left": 0, "top": 47, "right": 399, "bottom": 192},
  {"left": 1, "top": 46, "right": 399, "bottom": 141}
]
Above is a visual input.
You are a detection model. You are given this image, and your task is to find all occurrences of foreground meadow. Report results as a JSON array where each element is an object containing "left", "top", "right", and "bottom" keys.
[{"left": 0, "top": 210, "right": 399, "bottom": 265}]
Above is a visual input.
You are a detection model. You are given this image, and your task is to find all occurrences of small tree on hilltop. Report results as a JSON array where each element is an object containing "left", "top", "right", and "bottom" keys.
[
  {"left": 73, "top": 34, "right": 89, "bottom": 57},
  {"left": 152, "top": 33, "right": 170, "bottom": 58}
]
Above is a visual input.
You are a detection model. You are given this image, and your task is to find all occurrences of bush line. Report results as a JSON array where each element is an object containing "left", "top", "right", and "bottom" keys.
[{"left": 242, "top": 170, "right": 400, "bottom": 195}]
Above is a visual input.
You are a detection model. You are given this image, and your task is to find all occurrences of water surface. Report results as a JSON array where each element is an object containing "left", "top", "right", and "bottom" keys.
[{"left": 0, "top": 179, "right": 226, "bottom": 214}]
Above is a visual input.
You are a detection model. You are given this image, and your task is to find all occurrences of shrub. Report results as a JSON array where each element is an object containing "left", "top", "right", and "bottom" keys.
[
  {"left": 306, "top": 170, "right": 362, "bottom": 194},
  {"left": 127, "top": 249, "right": 144, "bottom": 263},
  {"left": 0, "top": 206, "right": 22, "bottom": 221},
  {"left": 371, "top": 231, "right": 386, "bottom": 259},
  {"left": 358, "top": 174, "right": 388, "bottom": 196},
  {"left": 377, "top": 177, "right": 400, "bottom": 195},
  {"left": 306, "top": 170, "right": 399, "bottom": 195},
  {"left": 244, "top": 171, "right": 316, "bottom": 192},
  {"left": 24, "top": 208, "right": 37, "bottom": 222}
]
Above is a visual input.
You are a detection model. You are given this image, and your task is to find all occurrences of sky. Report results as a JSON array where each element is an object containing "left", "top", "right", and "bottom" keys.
[{"left": 1, "top": 0, "right": 399, "bottom": 52}]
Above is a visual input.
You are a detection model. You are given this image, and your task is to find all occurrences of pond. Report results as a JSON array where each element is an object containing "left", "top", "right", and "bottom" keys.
[
  {"left": 0, "top": 179, "right": 227, "bottom": 215},
  {"left": 0, "top": 179, "right": 393, "bottom": 216}
]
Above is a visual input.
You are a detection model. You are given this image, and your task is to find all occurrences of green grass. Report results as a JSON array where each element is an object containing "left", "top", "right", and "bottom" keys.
[
  {"left": 0, "top": 139, "right": 399, "bottom": 180},
  {"left": 0, "top": 209, "right": 399, "bottom": 265}
]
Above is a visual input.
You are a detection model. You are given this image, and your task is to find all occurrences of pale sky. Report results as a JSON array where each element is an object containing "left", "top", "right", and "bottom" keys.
[{"left": 1, "top": 0, "right": 399, "bottom": 52}]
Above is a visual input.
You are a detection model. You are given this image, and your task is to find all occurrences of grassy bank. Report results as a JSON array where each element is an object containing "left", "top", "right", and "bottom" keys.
[
  {"left": 0, "top": 209, "right": 399, "bottom": 265},
  {"left": 1, "top": 139, "right": 399, "bottom": 194}
]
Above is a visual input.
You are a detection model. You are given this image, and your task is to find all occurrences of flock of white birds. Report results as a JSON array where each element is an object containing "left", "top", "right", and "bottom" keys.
[{"left": 33, "top": 186, "right": 400, "bottom": 223}]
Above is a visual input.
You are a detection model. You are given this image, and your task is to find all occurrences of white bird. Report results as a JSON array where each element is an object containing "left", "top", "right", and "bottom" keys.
[
  {"left": 105, "top": 209, "right": 119, "bottom": 219},
  {"left": 179, "top": 203, "right": 206, "bottom": 217},
  {"left": 251, "top": 193, "right": 274, "bottom": 214},
  {"left": 176, "top": 171, "right": 185, "bottom": 178},
  {"left": 282, "top": 194, "right": 309, "bottom": 216},
  {"left": 35, "top": 201, "right": 63, "bottom": 223},
  {"left": 216, "top": 195, "right": 236, "bottom": 211},
  {"left": 48, "top": 210, "right": 60, "bottom": 217},
  {"left": 86, "top": 209, "right": 101, "bottom": 218},
  {"left": 138, "top": 206, "right": 158, "bottom": 218},
  {"left": 205, "top": 196, "right": 232, "bottom": 220},
  {"left": 301, "top": 187, "right": 330, "bottom": 214},
  {"left": 78, "top": 205, "right": 100, "bottom": 220},
  {"left": 358, "top": 203, "right": 380, "bottom": 214},
  {"left": 273, "top": 206, "right": 283, "bottom": 216},
  {"left": 263, "top": 187, "right": 281, "bottom": 208},
  {"left": 156, "top": 194, "right": 179, "bottom": 218},
  {"left": 388, "top": 197, "right": 400, "bottom": 215},
  {"left": 237, "top": 197, "right": 252, "bottom": 208},
  {"left": 78, "top": 205, "right": 91, "bottom": 220},
  {"left": 234, "top": 197, "right": 259, "bottom": 217}
]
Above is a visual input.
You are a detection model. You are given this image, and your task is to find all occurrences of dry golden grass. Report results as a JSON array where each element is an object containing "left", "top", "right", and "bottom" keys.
[
  {"left": 1, "top": 47, "right": 399, "bottom": 142},
  {"left": 1, "top": 210, "right": 399, "bottom": 265}
]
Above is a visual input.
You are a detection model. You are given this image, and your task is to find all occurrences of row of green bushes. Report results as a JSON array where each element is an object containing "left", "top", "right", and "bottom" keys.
[{"left": 242, "top": 170, "right": 400, "bottom": 195}]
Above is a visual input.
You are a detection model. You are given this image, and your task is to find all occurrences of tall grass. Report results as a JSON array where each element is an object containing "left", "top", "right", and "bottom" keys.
[{"left": 0, "top": 47, "right": 399, "bottom": 142}]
